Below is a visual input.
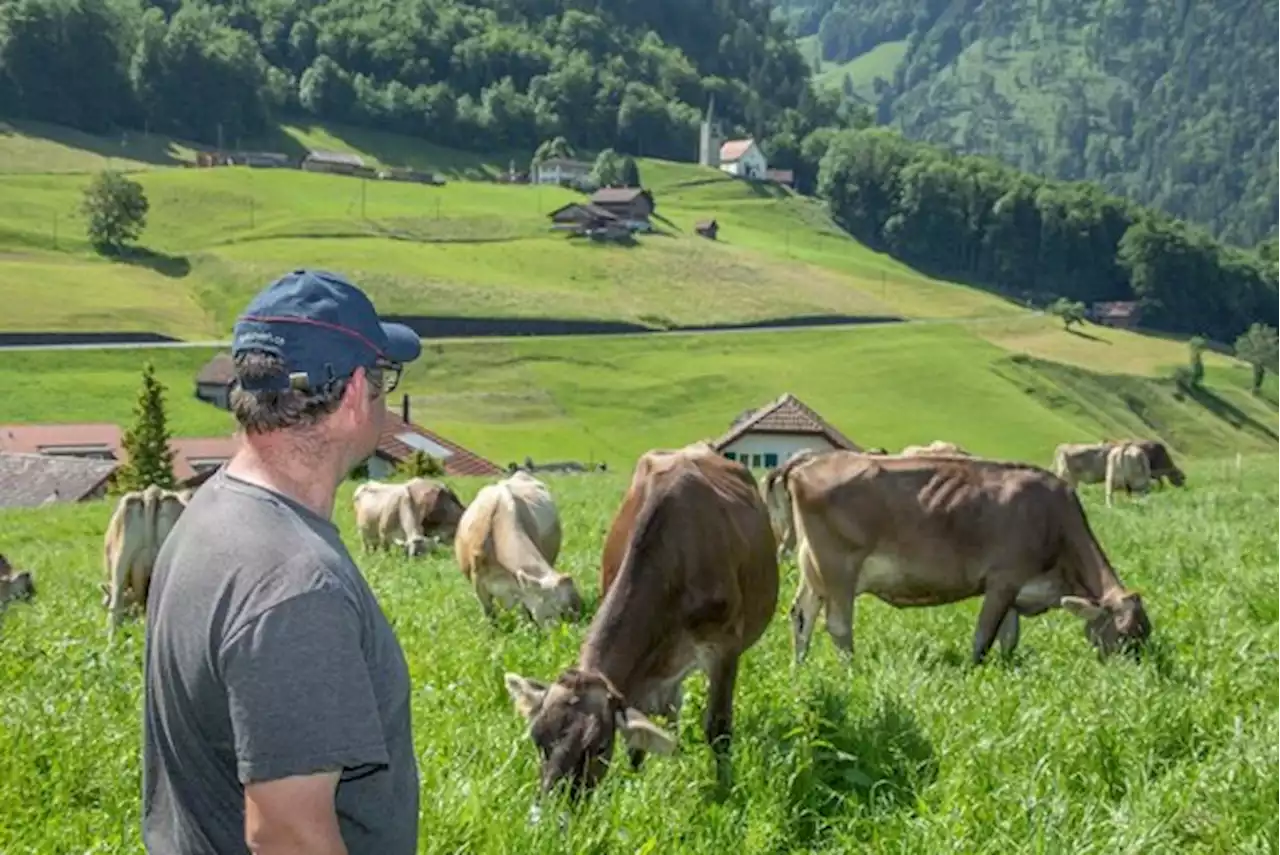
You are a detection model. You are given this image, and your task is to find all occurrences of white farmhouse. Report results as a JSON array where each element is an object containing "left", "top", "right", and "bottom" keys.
[
  {"left": 532, "top": 157, "right": 593, "bottom": 186},
  {"left": 711, "top": 393, "right": 861, "bottom": 470},
  {"left": 718, "top": 139, "right": 768, "bottom": 180}
]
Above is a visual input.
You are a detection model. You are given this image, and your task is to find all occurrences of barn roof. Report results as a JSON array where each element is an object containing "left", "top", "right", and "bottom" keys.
[
  {"left": 376, "top": 412, "right": 503, "bottom": 477},
  {"left": 305, "top": 150, "right": 366, "bottom": 167},
  {"left": 0, "top": 452, "right": 118, "bottom": 509},
  {"left": 589, "top": 187, "right": 652, "bottom": 205},
  {"left": 719, "top": 139, "right": 756, "bottom": 162},
  {"left": 712, "top": 393, "right": 860, "bottom": 452}
]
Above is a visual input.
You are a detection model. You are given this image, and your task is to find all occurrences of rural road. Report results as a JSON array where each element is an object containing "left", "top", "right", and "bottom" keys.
[{"left": 0, "top": 313, "right": 1033, "bottom": 353}]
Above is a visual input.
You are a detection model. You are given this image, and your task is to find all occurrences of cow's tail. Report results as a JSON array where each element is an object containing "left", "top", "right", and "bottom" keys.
[{"left": 761, "top": 453, "right": 813, "bottom": 556}]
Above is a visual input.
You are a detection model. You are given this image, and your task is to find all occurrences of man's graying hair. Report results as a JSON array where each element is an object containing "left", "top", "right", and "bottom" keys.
[{"left": 230, "top": 351, "right": 350, "bottom": 435}]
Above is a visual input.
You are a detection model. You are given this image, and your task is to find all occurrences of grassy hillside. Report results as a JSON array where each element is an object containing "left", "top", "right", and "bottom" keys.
[
  {"left": 0, "top": 121, "right": 1021, "bottom": 338},
  {"left": 1, "top": 459, "right": 1275, "bottom": 852},
  {"left": 2, "top": 323, "right": 1273, "bottom": 468}
]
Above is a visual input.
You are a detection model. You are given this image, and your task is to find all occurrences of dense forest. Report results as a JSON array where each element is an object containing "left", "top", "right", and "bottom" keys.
[
  {"left": 0, "top": 0, "right": 867, "bottom": 168},
  {"left": 819, "top": 127, "right": 1278, "bottom": 344},
  {"left": 785, "top": 0, "right": 1280, "bottom": 250}
]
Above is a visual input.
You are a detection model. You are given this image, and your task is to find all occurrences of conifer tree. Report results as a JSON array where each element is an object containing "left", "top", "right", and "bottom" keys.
[{"left": 115, "top": 361, "right": 176, "bottom": 491}]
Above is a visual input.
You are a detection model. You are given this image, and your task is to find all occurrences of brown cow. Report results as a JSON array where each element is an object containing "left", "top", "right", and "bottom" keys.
[
  {"left": 1132, "top": 439, "right": 1186, "bottom": 488},
  {"left": 504, "top": 442, "right": 779, "bottom": 799},
  {"left": 103, "top": 485, "right": 190, "bottom": 641},
  {"left": 353, "top": 477, "right": 466, "bottom": 557},
  {"left": 763, "top": 450, "right": 1151, "bottom": 666}
]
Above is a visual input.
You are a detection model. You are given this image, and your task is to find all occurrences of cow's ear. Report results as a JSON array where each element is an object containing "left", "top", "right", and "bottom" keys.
[
  {"left": 615, "top": 708, "right": 677, "bottom": 756},
  {"left": 504, "top": 673, "right": 549, "bottom": 720},
  {"left": 1060, "top": 596, "right": 1105, "bottom": 621}
]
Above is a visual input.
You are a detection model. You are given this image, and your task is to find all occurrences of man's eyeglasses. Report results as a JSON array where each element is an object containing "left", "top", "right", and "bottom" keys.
[{"left": 366, "top": 359, "right": 403, "bottom": 396}]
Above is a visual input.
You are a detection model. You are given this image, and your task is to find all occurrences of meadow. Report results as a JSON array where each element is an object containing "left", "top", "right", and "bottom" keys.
[{"left": 0, "top": 456, "right": 1276, "bottom": 854}]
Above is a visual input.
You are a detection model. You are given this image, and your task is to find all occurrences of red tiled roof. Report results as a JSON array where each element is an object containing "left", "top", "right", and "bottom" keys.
[
  {"left": 1092, "top": 300, "right": 1140, "bottom": 319},
  {"left": 719, "top": 139, "right": 756, "bottom": 162},
  {"left": 376, "top": 412, "right": 503, "bottom": 477},
  {"left": 712, "top": 394, "right": 860, "bottom": 452},
  {"left": 0, "top": 423, "right": 239, "bottom": 482}
]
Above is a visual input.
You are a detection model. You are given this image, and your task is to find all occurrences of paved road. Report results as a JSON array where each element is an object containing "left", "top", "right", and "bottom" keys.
[{"left": 0, "top": 313, "right": 1032, "bottom": 353}]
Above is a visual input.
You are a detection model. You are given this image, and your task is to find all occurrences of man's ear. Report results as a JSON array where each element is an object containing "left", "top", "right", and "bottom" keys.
[
  {"left": 504, "top": 673, "right": 549, "bottom": 720},
  {"left": 1061, "top": 596, "right": 1106, "bottom": 621},
  {"left": 615, "top": 708, "right": 678, "bottom": 756}
]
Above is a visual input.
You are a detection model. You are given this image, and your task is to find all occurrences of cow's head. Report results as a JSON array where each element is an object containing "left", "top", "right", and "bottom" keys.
[
  {"left": 394, "top": 534, "right": 432, "bottom": 558},
  {"left": 1061, "top": 591, "right": 1151, "bottom": 657},
  {"left": 504, "top": 669, "right": 676, "bottom": 799},
  {"left": 529, "top": 574, "right": 584, "bottom": 625},
  {"left": 1166, "top": 467, "right": 1186, "bottom": 487}
]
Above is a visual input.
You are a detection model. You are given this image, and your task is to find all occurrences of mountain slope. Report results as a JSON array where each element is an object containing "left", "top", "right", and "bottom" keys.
[{"left": 788, "top": 0, "right": 1279, "bottom": 248}]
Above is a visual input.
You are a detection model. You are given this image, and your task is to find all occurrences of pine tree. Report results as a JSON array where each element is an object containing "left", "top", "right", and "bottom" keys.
[{"left": 115, "top": 361, "right": 176, "bottom": 492}]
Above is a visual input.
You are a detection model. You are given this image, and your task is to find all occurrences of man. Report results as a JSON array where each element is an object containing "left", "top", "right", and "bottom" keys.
[{"left": 142, "top": 269, "right": 423, "bottom": 855}]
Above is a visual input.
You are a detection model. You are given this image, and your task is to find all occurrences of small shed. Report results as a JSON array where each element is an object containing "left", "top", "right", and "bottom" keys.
[
  {"left": 711, "top": 393, "right": 860, "bottom": 470},
  {"left": 195, "top": 352, "right": 235, "bottom": 409},
  {"left": 695, "top": 219, "right": 719, "bottom": 240},
  {"left": 588, "top": 187, "right": 655, "bottom": 226},
  {"left": 547, "top": 202, "right": 620, "bottom": 230},
  {"left": 301, "top": 150, "right": 375, "bottom": 178}
]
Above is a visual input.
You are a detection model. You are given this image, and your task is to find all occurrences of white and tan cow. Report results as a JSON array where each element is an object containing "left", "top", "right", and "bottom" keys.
[
  {"left": 900, "top": 440, "right": 971, "bottom": 457},
  {"left": 103, "top": 485, "right": 190, "bottom": 640},
  {"left": 1104, "top": 442, "right": 1153, "bottom": 507},
  {"left": 763, "top": 451, "right": 1152, "bottom": 666},
  {"left": 1051, "top": 442, "right": 1113, "bottom": 489},
  {"left": 454, "top": 470, "right": 581, "bottom": 625},
  {"left": 352, "top": 477, "right": 466, "bottom": 557}
]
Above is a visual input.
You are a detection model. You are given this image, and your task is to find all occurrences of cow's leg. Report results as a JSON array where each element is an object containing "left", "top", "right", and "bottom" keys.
[
  {"left": 703, "top": 653, "right": 740, "bottom": 788},
  {"left": 475, "top": 583, "right": 498, "bottom": 623},
  {"left": 973, "top": 585, "right": 1019, "bottom": 665},
  {"left": 996, "top": 609, "right": 1020, "bottom": 656},
  {"left": 823, "top": 552, "right": 866, "bottom": 659},
  {"left": 790, "top": 542, "right": 825, "bottom": 665}
]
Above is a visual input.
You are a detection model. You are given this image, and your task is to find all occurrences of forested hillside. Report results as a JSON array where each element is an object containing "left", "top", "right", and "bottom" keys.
[
  {"left": 0, "top": 0, "right": 867, "bottom": 167},
  {"left": 785, "top": 0, "right": 1279, "bottom": 249}
]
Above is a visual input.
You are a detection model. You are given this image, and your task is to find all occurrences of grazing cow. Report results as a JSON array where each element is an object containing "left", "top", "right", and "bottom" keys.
[
  {"left": 504, "top": 442, "right": 779, "bottom": 799},
  {"left": 1052, "top": 442, "right": 1111, "bottom": 488},
  {"left": 0, "top": 554, "right": 35, "bottom": 607},
  {"left": 103, "top": 485, "right": 190, "bottom": 640},
  {"left": 1133, "top": 439, "right": 1186, "bottom": 488},
  {"left": 764, "top": 450, "right": 1151, "bottom": 666},
  {"left": 352, "top": 477, "right": 466, "bottom": 557},
  {"left": 1105, "top": 442, "right": 1153, "bottom": 507},
  {"left": 900, "top": 440, "right": 970, "bottom": 457},
  {"left": 454, "top": 470, "right": 580, "bottom": 625}
]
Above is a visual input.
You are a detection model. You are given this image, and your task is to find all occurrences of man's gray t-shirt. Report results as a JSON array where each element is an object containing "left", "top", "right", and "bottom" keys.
[{"left": 142, "top": 468, "right": 419, "bottom": 854}]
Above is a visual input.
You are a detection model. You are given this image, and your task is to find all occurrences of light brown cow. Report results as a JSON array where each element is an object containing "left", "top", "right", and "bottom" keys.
[
  {"left": 102, "top": 485, "right": 190, "bottom": 641},
  {"left": 504, "top": 442, "right": 779, "bottom": 799},
  {"left": 454, "top": 470, "right": 579, "bottom": 625},
  {"left": 353, "top": 477, "right": 466, "bottom": 557},
  {"left": 900, "top": 440, "right": 971, "bottom": 457},
  {"left": 1052, "top": 442, "right": 1111, "bottom": 488},
  {"left": 1105, "top": 442, "right": 1153, "bottom": 507},
  {"left": 763, "top": 450, "right": 1151, "bottom": 666}
]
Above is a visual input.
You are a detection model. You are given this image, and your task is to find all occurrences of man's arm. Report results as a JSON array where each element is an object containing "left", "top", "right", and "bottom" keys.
[
  {"left": 221, "top": 587, "right": 390, "bottom": 855},
  {"left": 244, "top": 771, "right": 345, "bottom": 855}
]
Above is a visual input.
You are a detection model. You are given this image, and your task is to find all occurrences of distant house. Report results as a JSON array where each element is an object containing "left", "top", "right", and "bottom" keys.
[
  {"left": 694, "top": 219, "right": 719, "bottom": 240},
  {"left": 1091, "top": 300, "right": 1142, "bottom": 330},
  {"left": 710, "top": 393, "right": 861, "bottom": 470},
  {"left": 301, "top": 150, "right": 375, "bottom": 178},
  {"left": 366, "top": 396, "right": 503, "bottom": 478},
  {"left": 547, "top": 202, "right": 620, "bottom": 231},
  {"left": 765, "top": 168, "right": 794, "bottom": 187},
  {"left": 533, "top": 158, "right": 592, "bottom": 186},
  {"left": 0, "top": 452, "right": 118, "bottom": 509},
  {"left": 588, "top": 187, "right": 655, "bottom": 228},
  {"left": 377, "top": 166, "right": 441, "bottom": 185},
  {"left": 718, "top": 139, "right": 768, "bottom": 180},
  {"left": 195, "top": 352, "right": 235, "bottom": 409},
  {"left": 0, "top": 423, "right": 239, "bottom": 482}
]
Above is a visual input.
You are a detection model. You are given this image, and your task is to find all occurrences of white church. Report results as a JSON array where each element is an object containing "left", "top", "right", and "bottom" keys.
[{"left": 697, "top": 97, "right": 769, "bottom": 180}]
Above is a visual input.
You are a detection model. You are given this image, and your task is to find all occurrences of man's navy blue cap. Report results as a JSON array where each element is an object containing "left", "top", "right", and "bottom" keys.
[{"left": 231, "top": 269, "right": 422, "bottom": 392}]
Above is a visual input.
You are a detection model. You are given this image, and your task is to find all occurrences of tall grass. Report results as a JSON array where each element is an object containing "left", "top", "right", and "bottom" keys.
[{"left": 0, "top": 457, "right": 1275, "bottom": 853}]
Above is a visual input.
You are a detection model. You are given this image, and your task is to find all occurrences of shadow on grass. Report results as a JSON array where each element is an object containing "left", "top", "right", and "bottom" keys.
[
  {"left": 1067, "top": 325, "right": 1110, "bottom": 343},
  {"left": 110, "top": 246, "right": 191, "bottom": 279},
  {"left": 0, "top": 120, "right": 187, "bottom": 167},
  {"left": 765, "top": 688, "right": 937, "bottom": 848},
  {"left": 1184, "top": 383, "right": 1279, "bottom": 441}
]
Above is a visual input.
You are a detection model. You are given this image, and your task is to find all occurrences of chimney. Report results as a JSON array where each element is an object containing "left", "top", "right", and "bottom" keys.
[{"left": 401, "top": 393, "right": 410, "bottom": 424}]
